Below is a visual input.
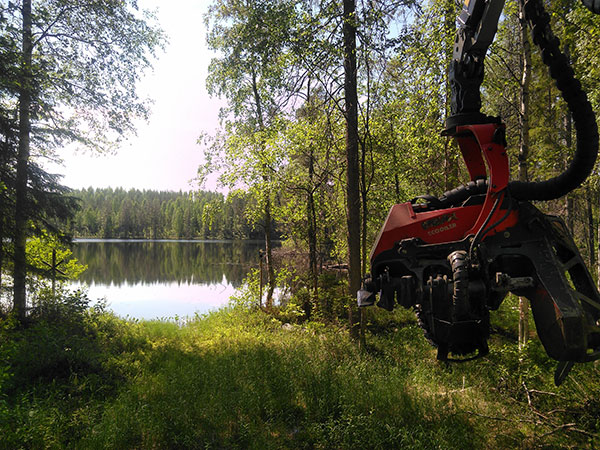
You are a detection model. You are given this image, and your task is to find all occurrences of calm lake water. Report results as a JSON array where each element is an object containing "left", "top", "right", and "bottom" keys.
[{"left": 72, "top": 239, "right": 263, "bottom": 320}]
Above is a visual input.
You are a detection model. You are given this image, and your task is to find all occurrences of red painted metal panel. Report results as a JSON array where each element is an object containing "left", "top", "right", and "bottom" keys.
[{"left": 370, "top": 122, "right": 518, "bottom": 261}]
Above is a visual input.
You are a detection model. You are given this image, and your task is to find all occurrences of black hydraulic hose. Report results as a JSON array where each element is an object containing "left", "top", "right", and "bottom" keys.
[
  {"left": 582, "top": 0, "right": 600, "bottom": 14},
  {"left": 508, "top": 0, "right": 599, "bottom": 201}
]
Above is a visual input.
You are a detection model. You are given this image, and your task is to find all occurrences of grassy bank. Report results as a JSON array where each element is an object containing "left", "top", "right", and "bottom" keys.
[{"left": 1, "top": 294, "right": 600, "bottom": 449}]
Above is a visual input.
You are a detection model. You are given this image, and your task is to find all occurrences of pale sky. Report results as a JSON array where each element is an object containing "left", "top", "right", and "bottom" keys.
[{"left": 44, "top": 0, "right": 225, "bottom": 192}]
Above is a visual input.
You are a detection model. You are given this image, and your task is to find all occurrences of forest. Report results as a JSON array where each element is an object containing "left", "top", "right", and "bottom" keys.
[
  {"left": 2, "top": 0, "right": 600, "bottom": 447},
  {"left": 68, "top": 187, "right": 265, "bottom": 240},
  {"left": 1, "top": 0, "right": 599, "bottom": 316},
  {"left": 197, "top": 0, "right": 600, "bottom": 316}
]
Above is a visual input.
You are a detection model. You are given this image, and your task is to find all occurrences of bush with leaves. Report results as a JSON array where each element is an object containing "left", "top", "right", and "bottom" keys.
[{"left": 0, "top": 289, "right": 148, "bottom": 398}]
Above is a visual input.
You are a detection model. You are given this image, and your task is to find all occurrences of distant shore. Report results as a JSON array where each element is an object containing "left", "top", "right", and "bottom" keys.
[{"left": 73, "top": 238, "right": 269, "bottom": 244}]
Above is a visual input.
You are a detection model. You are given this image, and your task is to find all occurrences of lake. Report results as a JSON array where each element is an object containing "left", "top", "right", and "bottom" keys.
[{"left": 71, "top": 239, "right": 263, "bottom": 320}]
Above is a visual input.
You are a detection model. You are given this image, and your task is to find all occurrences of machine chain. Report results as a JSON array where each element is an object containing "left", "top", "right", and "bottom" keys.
[{"left": 508, "top": 0, "right": 599, "bottom": 201}]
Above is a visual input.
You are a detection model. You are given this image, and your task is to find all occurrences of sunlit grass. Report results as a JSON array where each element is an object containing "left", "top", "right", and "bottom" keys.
[
  {"left": 79, "top": 308, "right": 478, "bottom": 449},
  {"left": 2, "top": 300, "right": 600, "bottom": 449}
]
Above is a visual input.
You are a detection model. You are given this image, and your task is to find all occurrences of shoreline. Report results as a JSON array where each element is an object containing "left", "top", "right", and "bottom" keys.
[{"left": 73, "top": 238, "right": 269, "bottom": 244}]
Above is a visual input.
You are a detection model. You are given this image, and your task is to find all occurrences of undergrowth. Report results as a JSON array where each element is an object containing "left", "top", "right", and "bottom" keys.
[{"left": 1, "top": 291, "right": 600, "bottom": 449}]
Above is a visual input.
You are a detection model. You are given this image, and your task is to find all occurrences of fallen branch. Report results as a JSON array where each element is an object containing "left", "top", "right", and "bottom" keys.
[
  {"left": 567, "top": 428, "right": 599, "bottom": 439},
  {"left": 539, "top": 423, "right": 577, "bottom": 439},
  {"left": 527, "top": 389, "right": 562, "bottom": 398}
]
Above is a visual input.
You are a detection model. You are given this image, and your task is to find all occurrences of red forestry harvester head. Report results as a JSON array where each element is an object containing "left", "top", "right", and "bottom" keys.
[{"left": 358, "top": 0, "right": 600, "bottom": 385}]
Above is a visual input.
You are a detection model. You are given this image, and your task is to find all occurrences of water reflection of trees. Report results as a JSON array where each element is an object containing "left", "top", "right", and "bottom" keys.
[{"left": 73, "top": 241, "right": 263, "bottom": 288}]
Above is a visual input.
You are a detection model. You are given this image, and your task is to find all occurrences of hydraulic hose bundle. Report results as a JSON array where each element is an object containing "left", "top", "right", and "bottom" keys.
[{"left": 509, "top": 0, "right": 599, "bottom": 201}]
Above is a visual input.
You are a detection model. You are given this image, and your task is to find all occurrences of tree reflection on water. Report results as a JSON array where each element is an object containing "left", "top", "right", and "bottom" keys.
[
  {"left": 71, "top": 240, "right": 267, "bottom": 319},
  {"left": 73, "top": 240, "right": 263, "bottom": 288}
]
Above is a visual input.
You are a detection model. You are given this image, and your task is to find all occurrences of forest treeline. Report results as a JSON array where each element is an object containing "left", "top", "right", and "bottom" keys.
[
  {"left": 68, "top": 187, "right": 267, "bottom": 240},
  {"left": 2, "top": 0, "right": 600, "bottom": 323}
]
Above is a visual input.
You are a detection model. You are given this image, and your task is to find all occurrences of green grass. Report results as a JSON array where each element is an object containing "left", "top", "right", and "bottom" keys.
[
  {"left": 2, "top": 294, "right": 600, "bottom": 449},
  {"left": 77, "top": 311, "right": 477, "bottom": 449}
]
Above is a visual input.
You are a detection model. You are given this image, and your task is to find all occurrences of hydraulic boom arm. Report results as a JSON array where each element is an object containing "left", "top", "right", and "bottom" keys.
[
  {"left": 447, "top": 0, "right": 505, "bottom": 129},
  {"left": 449, "top": 0, "right": 598, "bottom": 201}
]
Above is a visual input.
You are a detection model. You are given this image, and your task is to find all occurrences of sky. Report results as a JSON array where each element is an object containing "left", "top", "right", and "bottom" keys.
[{"left": 44, "top": 0, "right": 225, "bottom": 193}]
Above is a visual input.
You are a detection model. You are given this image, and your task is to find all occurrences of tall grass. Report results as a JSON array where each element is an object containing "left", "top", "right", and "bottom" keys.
[
  {"left": 2, "top": 294, "right": 600, "bottom": 448},
  {"left": 82, "top": 309, "right": 477, "bottom": 449}
]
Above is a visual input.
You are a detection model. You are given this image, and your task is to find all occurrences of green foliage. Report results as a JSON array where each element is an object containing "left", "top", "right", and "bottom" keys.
[
  {"left": 68, "top": 187, "right": 265, "bottom": 240},
  {"left": 229, "top": 248, "right": 354, "bottom": 324},
  {"left": 229, "top": 268, "right": 263, "bottom": 309},
  {"left": 73, "top": 309, "right": 478, "bottom": 449},
  {"left": 0, "top": 290, "right": 149, "bottom": 449},
  {"left": 229, "top": 265, "right": 302, "bottom": 312},
  {"left": 1, "top": 0, "right": 165, "bottom": 153},
  {"left": 278, "top": 288, "right": 307, "bottom": 322},
  {"left": 205, "top": 0, "right": 299, "bottom": 126},
  {"left": 2, "top": 291, "right": 132, "bottom": 395},
  {"left": 26, "top": 232, "right": 86, "bottom": 281},
  {"left": 3, "top": 294, "right": 600, "bottom": 448},
  {"left": 271, "top": 102, "right": 348, "bottom": 262}
]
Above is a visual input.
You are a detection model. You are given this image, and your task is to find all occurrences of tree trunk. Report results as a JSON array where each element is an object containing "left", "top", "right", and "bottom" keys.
[
  {"left": 0, "top": 125, "right": 7, "bottom": 294},
  {"left": 264, "top": 191, "right": 276, "bottom": 309},
  {"left": 0, "top": 122, "right": 7, "bottom": 294},
  {"left": 566, "top": 195, "right": 574, "bottom": 234},
  {"left": 443, "top": 0, "right": 459, "bottom": 190},
  {"left": 360, "top": 139, "right": 368, "bottom": 278},
  {"left": 598, "top": 216, "right": 600, "bottom": 292},
  {"left": 359, "top": 50, "right": 372, "bottom": 277},
  {"left": 251, "top": 69, "right": 275, "bottom": 309},
  {"left": 359, "top": 139, "right": 368, "bottom": 348},
  {"left": 14, "top": 0, "right": 33, "bottom": 321},
  {"left": 518, "top": 1, "right": 531, "bottom": 348},
  {"left": 343, "top": 0, "right": 360, "bottom": 339},
  {"left": 0, "top": 209, "right": 3, "bottom": 295},
  {"left": 389, "top": 122, "right": 401, "bottom": 202},
  {"left": 305, "top": 83, "right": 319, "bottom": 318},
  {"left": 307, "top": 147, "right": 318, "bottom": 319}
]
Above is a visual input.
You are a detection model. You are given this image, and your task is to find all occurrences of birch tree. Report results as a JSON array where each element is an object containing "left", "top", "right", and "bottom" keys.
[{"left": 204, "top": 0, "right": 300, "bottom": 308}]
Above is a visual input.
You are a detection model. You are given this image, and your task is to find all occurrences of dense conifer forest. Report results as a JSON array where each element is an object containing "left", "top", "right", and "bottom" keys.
[{"left": 69, "top": 187, "right": 266, "bottom": 240}]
